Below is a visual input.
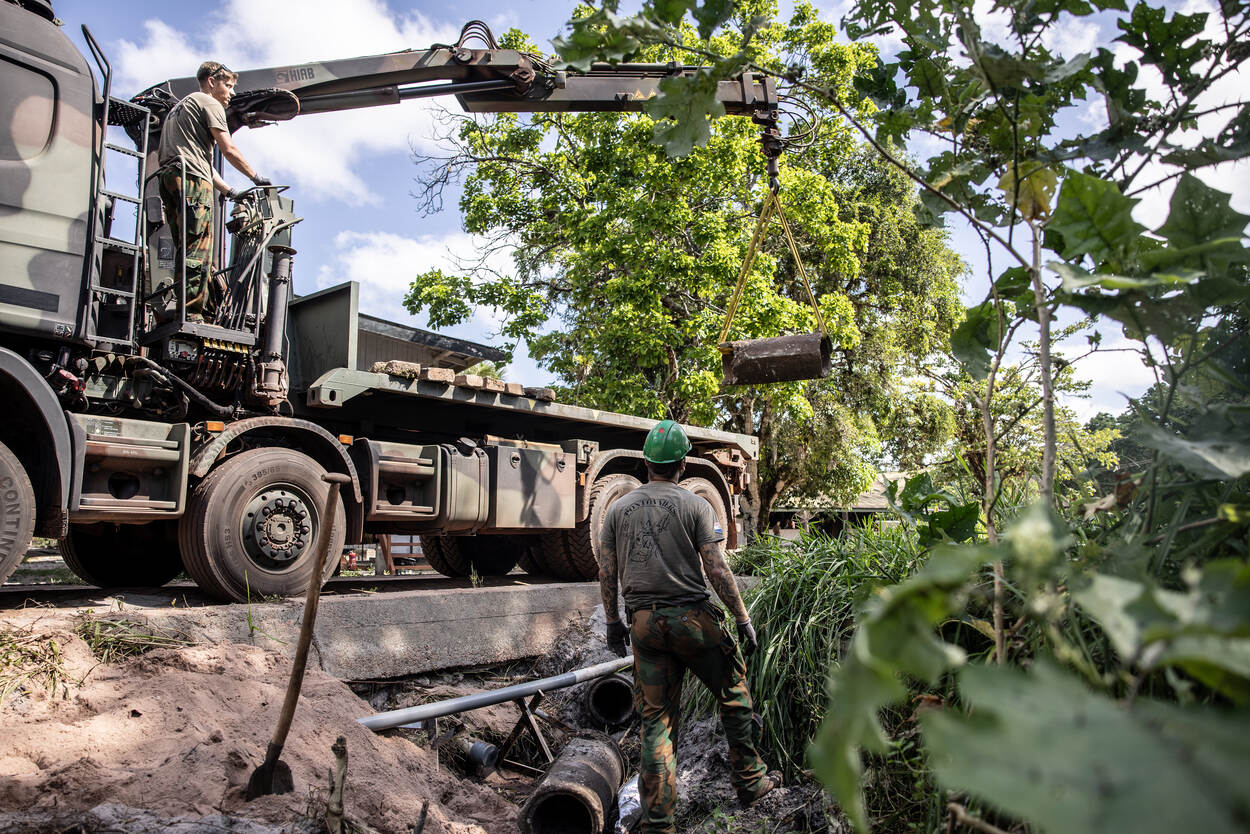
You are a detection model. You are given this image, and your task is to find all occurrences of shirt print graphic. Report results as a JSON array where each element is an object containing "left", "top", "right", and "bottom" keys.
[
  {"left": 622, "top": 497, "right": 679, "bottom": 565},
  {"left": 630, "top": 513, "right": 671, "bottom": 564}
]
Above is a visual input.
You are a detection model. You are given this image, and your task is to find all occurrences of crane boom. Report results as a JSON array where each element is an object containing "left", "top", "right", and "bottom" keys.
[{"left": 135, "top": 21, "right": 778, "bottom": 133}]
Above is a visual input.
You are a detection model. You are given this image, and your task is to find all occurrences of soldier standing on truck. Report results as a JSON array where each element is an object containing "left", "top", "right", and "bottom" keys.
[
  {"left": 598, "top": 420, "right": 782, "bottom": 834},
  {"left": 157, "top": 61, "right": 270, "bottom": 321}
]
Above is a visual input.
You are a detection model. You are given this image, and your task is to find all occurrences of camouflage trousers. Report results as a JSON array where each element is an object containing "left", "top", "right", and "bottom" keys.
[
  {"left": 631, "top": 603, "right": 769, "bottom": 834},
  {"left": 157, "top": 167, "right": 217, "bottom": 316}
]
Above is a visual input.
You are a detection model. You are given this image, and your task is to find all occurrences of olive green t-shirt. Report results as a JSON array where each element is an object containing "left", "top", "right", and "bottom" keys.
[
  {"left": 600, "top": 480, "right": 725, "bottom": 610},
  {"left": 158, "top": 91, "right": 227, "bottom": 183}
]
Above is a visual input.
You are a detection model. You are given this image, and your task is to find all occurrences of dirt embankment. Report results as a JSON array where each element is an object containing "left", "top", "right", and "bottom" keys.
[
  {"left": 0, "top": 628, "right": 515, "bottom": 833},
  {"left": 1, "top": 612, "right": 838, "bottom": 833}
]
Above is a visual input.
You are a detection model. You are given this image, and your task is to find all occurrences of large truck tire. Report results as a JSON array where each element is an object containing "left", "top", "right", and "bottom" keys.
[
  {"left": 680, "top": 477, "right": 730, "bottom": 545},
  {"left": 59, "top": 522, "right": 183, "bottom": 587},
  {"left": 0, "top": 440, "right": 36, "bottom": 585},
  {"left": 538, "top": 473, "right": 640, "bottom": 581},
  {"left": 418, "top": 534, "right": 470, "bottom": 577},
  {"left": 420, "top": 535, "right": 520, "bottom": 577},
  {"left": 179, "top": 448, "right": 344, "bottom": 603},
  {"left": 536, "top": 530, "right": 582, "bottom": 579}
]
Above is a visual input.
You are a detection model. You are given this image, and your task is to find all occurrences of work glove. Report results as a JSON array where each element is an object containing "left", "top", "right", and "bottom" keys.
[
  {"left": 606, "top": 619, "right": 630, "bottom": 657},
  {"left": 225, "top": 187, "right": 241, "bottom": 201},
  {"left": 737, "top": 620, "right": 758, "bottom": 655},
  {"left": 251, "top": 174, "right": 272, "bottom": 187}
]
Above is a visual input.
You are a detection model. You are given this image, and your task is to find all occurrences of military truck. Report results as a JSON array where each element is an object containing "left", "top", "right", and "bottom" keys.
[{"left": 0, "top": 0, "right": 774, "bottom": 601}]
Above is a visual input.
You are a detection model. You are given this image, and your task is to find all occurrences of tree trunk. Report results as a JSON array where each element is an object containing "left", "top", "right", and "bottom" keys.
[{"left": 1029, "top": 220, "right": 1056, "bottom": 504}]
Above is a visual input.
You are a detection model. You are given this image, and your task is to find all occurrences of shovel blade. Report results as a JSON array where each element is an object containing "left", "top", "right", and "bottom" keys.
[
  {"left": 720, "top": 333, "right": 831, "bottom": 386},
  {"left": 246, "top": 759, "right": 294, "bottom": 799}
]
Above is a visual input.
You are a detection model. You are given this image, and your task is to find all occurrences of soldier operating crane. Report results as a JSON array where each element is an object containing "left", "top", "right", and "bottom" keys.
[{"left": 0, "top": 0, "right": 776, "bottom": 602}]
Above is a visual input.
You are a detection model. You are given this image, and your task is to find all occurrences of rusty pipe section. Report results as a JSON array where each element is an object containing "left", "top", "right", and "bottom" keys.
[
  {"left": 720, "top": 332, "right": 832, "bottom": 386},
  {"left": 583, "top": 673, "right": 634, "bottom": 728},
  {"left": 519, "top": 733, "right": 626, "bottom": 834},
  {"left": 357, "top": 656, "right": 632, "bottom": 731}
]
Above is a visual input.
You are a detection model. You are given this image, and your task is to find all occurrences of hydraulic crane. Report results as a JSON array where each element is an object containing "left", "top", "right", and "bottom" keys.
[{"left": 126, "top": 19, "right": 784, "bottom": 408}]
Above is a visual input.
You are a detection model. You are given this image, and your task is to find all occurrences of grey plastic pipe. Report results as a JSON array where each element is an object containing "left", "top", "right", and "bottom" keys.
[{"left": 357, "top": 656, "right": 633, "bottom": 731}]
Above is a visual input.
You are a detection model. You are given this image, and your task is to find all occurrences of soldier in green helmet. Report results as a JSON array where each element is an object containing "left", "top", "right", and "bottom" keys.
[
  {"left": 157, "top": 60, "right": 270, "bottom": 321},
  {"left": 599, "top": 419, "right": 781, "bottom": 833}
]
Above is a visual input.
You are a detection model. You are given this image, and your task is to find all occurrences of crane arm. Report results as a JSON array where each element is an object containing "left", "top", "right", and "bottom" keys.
[{"left": 134, "top": 20, "right": 777, "bottom": 134}]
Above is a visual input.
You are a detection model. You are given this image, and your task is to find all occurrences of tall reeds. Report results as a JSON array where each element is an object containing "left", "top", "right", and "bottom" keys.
[{"left": 693, "top": 526, "right": 923, "bottom": 777}]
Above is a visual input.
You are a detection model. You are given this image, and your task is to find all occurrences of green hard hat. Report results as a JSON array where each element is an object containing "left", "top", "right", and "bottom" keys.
[{"left": 643, "top": 419, "right": 692, "bottom": 464}]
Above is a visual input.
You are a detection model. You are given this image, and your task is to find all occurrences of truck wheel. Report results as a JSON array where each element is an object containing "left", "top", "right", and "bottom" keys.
[
  {"left": 418, "top": 535, "right": 470, "bottom": 577},
  {"left": 0, "top": 440, "right": 36, "bottom": 585},
  {"left": 59, "top": 522, "right": 183, "bottom": 587},
  {"left": 536, "top": 531, "right": 583, "bottom": 580},
  {"left": 423, "top": 535, "right": 520, "bottom": 577},
  {"left": 540, "top": 473, "right": 640, "bottom": 581},
  {"left": 179, "top": 448, "right": 344, "bottom": 603},
  {"left": 680, "top": 477, "right": 730, "bottom": 546}
]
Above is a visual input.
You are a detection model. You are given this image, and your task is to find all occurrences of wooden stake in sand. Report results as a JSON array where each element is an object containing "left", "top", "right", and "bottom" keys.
[
  {"left": 246, "top": 472, "right": 351, "bottom": 799},
  {"left": 326, "top": 736, "right": 347, "bottom": 834}
]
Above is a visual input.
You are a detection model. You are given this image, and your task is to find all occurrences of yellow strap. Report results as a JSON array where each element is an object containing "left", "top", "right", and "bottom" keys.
[
  {"left": 716, "top": 193, "right": 775, "bottom": 346},
  {"left": 716, "top": 190, "right": 826, "bottom": 347},
  {"left": 772, "top": 192, "right": 827, "bottom": 337}
]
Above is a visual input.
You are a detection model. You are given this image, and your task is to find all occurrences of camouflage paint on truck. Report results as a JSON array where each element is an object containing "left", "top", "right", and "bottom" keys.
[
  {"left": 0, "top": 5, "right": 763, "bottom": 602},
  {"left": 0, "top": 1, "right": 97, "bottom": 343}
]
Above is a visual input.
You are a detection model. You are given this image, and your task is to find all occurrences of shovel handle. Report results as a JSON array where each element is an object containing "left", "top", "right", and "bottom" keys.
[{"left": 264, "top": 472, "right": 351, "bottom": 758}]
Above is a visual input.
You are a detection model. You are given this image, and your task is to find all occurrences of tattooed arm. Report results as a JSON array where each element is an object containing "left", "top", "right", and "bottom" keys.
[
  {"left": 599, "top": 543, "right": 621, "bottom": 623},
  {"left": 699, "top": 541, "right": 749, "bottom": 624}
]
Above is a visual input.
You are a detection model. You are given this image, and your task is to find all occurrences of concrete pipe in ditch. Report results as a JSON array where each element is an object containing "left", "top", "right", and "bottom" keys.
[
  {"left": 519, "top": 732, "right": 626, "bottom": 834},
  {"left": 583, "top": 673, "right": 634, "bottom": 728}
]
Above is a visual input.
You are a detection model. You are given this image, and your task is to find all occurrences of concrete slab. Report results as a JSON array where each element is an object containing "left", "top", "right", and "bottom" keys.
[{"left": 0, "top": 580, "right": 603, "bottom": 681}]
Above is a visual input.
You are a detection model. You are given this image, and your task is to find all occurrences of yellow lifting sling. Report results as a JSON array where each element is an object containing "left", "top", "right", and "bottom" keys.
[{"left": 716, "top": 189, "right": 832, "bottom": 386}]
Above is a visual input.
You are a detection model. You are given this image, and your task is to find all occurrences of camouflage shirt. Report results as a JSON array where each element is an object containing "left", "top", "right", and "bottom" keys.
[
  {"left": 158, "top": 91, "right": 226, "bottom": 182},
  {"left": 600, "top": 480, "right": 725, "bottom": 609}
]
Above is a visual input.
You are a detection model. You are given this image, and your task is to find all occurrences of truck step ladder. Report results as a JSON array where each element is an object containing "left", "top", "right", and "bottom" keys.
[{"left": 82, "top": 25, "right": 150, "bottom": 350}]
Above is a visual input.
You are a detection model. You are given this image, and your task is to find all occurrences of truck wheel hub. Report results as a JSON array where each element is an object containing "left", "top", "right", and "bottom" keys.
[{"left": 243, "top": 487, "right": 314, "bottom": 566}]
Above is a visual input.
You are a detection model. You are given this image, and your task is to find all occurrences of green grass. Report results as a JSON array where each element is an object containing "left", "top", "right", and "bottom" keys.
[
  {"left": 694, "top": 526, "right": 923, "bottom": 779},
  {"left": 0, "top": 626, "right": 68, "bottom": 706},
  {"left": 74, "top": 617, "right": 192, "bottom": 663}
]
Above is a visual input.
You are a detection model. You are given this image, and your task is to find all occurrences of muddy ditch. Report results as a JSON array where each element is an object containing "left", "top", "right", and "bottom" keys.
[{"left": 0, "top": 610, "right": 838, "bottom": 833}]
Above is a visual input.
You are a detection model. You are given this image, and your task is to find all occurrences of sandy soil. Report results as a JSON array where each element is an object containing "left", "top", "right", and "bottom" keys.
[
  {"left": 0, "top": 627, "right": 515, "bottom": 833},
  {"left": 0, "top": 611, "right": 837, "bottom": 833}
]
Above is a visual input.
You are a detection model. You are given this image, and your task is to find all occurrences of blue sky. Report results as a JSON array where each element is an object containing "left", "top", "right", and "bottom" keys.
[{"left": 53, "top": 0, "right": 1246, "bottom": 422}]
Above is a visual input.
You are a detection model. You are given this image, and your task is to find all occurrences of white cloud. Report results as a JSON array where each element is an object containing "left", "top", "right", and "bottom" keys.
[
  {"left": 314, "top": 228, "right": 484, "bottom": 315},
  {"left": 1063, "top": 338, "right": 1159, "bottom": 421},
  {"left": 1041, "top": 17, "right": 1100, "bottom": 58},
  {"left": 312, "top": 229, "right": 552, "bottom": 384},
  {"left": 114, "top": 0, "right": 467, "bottom": 205}
]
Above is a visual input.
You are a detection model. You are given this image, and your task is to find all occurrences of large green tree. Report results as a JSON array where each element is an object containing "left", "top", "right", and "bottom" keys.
[
  {"left": 407, "top": 9, "right": 962, "bottom": 531},
  {"left": 544, "top": 0, "right": 1250, "bottom": 831}
]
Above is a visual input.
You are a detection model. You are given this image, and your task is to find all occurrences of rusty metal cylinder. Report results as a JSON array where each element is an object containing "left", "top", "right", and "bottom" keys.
[
  {"left": 719, "top": 332, "right": 832, "bottom": 386},
  {"left": 519, "top": 733, "right": 626, "bottom": 834},
  {"left": 583, "top": 673, "right": 633, "bottom": 728}
]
